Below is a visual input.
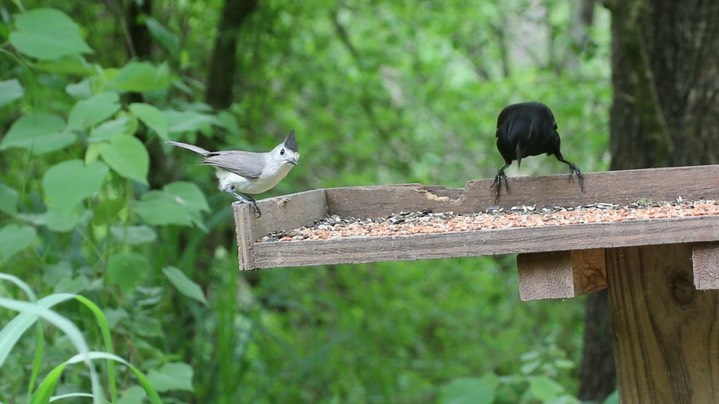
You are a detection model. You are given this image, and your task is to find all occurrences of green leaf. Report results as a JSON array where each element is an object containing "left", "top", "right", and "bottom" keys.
[
  {"left": 42, "top": 261, "right": 73, "bottom": 288},
  {"left": 554, "top": 358, "right": 575, "bottom": 369},
  {"left": 67, "top": 92, "right": 121, "bottom": 131},
  {"left": 145, "top": 17, "right": 181, "bottom": 58},
  {"left": 603, "top": 390, "right": 620, "bottom": 404},
  {"left": 54, "top": 275, "right": 90, "bottom": 294},
  {"left": 9, "top": 8, "right": 93, "bottom": 60},
  {"left": 105, "top": 252, "right": 150, "bottom": 291},
  {"left": 0, "top": 224, "right": 37, "bottom": 262},
  {"left": 91, "top": 117, "right": 130, "bottom": 142},
  {"left": 147, "top": 362, "right": 194, "bottom": 392},
  {"left": 528, "top": 376, "right": 566, "bottom": 402},
  {"left": 520, "top": 360, "right": 541, "bottom": 375},
  {"left": 38, "top": 208, "right": 92, "bottom": 232},
  {"left": 133, "top": 314, "right": 164, "bottom": 338},
  {"left": 162, "top": 267, "right": 207, "bottom": 305},
  {"left": 35, "top": 54, "right": 93, "bottom": 75},
  {"left": 66, "top": 79, "right": 93, "bottom": 99},
  {"left": 59, "top": 351, "right": 162, "bottom": 404},
  {"left": 439, "top": 374, "right": 498, "bottom": 404},
  {"left": 0, "top": 79, "right": 24, "bottom": 107},
  {"left": 217, "top": 110, "right": 241, "bottom": 136},
  {"left": 109, "top": 225, "right": 157, "bottom": 245},
  {"left": 133, "top": 191, "right": 194, "bottom": 227},
  {"left": 118, "top": 386, "right": 148, "bottom": 404},
  {"left": 165, "top": 109, "right": 219, "bottom": 134},
  {"left": 43, "top": 160, "right": 108, "bottom": 213},
  {"left": 111, "top": 62, "right": 172, "bottom": 92},
  {"left": 133, "top": 182, "right": 209, "bottom": 228},
  {"left": 164, "top": 181, "right": 210, "bottom": 213},
  {"left": 91, "top": 197, "right": 125, "bottom": 226},
  {"left": 99, "top": 135, "right": 149, "bottom": 184},
  {"left": 129, "top": 103, "right": 168, "bottom": 140},
  {"left": 0, "top": 113, "right": 75, "bottom": 154},
  {"left": 0, "top": 183, "right": 19, "bottom": 215}
]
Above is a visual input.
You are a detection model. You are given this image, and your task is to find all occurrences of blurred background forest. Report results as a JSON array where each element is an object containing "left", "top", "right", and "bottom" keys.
[{"left": 0, "top": 0, "right": 613, "bottom": 402}]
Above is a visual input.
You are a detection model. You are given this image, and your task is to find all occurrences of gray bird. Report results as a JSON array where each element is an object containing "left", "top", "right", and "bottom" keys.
[{"left": 166, "top": 130, "right": 299, "bottom": 216}]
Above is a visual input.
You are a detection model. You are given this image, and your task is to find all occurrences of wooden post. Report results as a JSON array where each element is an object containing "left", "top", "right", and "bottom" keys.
[{"left": 606, "top": 244, "right": 719, "bottom": 403}]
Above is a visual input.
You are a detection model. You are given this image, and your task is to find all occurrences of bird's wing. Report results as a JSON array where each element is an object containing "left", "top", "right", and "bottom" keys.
[
  {"left": 166, "top": 140, "right": 211, "bottom": 156},
  {"left": 496, "top": 106, "right": 515, "bottom": 132},
  {"left": 201, "top": 151, "right": 264, "bottom": 180}
]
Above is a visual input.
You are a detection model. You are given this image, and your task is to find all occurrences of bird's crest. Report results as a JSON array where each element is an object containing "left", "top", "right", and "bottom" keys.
[{"left": 283, "top": 129, "right": 298, "bottom": 152}]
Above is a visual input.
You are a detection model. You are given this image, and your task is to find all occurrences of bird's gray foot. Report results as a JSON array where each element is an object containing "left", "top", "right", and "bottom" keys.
[
  {"left": 231, "top": 191, "right": 261, "bottom": 217},
  {"left": 568, "top": 164, "right": 585, "bottom": 192},
  {"left": 490, "top": 169, "right": 510, "bottom": 202}
]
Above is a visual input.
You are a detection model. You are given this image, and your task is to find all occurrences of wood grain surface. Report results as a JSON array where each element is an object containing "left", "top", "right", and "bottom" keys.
[
  {"left": 607, "top": 245, "right": 719, "bottom": 403},
  {"left": 517, "top": 249, "right": 607, "bottom": 301},
  {"left": 234, "top": 165, "right": 719, "bottom": 270}
]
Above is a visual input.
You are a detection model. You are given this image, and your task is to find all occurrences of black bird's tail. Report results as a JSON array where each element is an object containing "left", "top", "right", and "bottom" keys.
[{"left": 515, "top": 143, "right": 523, "bottom": 169}]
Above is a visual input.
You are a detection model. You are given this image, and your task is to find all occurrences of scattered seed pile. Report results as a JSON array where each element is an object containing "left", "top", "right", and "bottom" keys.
[{"left": 259, "top": 198, "right": 719, "bottom": 242}]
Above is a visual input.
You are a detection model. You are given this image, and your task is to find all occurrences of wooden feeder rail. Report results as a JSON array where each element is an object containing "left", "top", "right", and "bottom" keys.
[{"left": 233, "top": 165, "right": 719, "bottom": 403}]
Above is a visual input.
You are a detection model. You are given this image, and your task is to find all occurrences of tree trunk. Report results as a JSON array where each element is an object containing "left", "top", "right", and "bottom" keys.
[
  {"left": 205, "top": 0, "right": 259, "bottom": 109},
  {"left": 127, "top": 0, "right": 153, "bottom": 60},
  {"left": 579, "top": 0, "right": 719, "bottom": 400},
  {"left": 564, "top": 0, "right": 595, "bottom": 72}
]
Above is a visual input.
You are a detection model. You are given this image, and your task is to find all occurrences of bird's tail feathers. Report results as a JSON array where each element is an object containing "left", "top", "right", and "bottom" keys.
[
  {"left": 515, "top": 143, "right": 523, "bottom": 168},
  {"left": 166, "top": 140, "right": 211, "bottom": 156}
]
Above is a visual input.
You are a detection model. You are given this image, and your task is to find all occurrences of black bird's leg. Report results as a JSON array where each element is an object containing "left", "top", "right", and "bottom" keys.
[
  {"left": 555, "top": 153, "right": 585, "bottom": 192},
  {"left": 490, "top": 163, "right": 511, "bottom": 202},
  {"left": 230, "top": 190, "right": 262, "bottom": 217}
]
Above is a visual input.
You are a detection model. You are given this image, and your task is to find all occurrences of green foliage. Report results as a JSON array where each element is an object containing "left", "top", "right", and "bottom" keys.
[
  {"left": 0, "top": 79, "right": 24, "bottom": 107},
  {"left": 0, "top": 0, "right": 611, "bottom": 402},
  {"left": 0, "top": 275, "right": 162, "bottom": 402},
  {"left": 1, "top": 113, "right": 73, "bottom": 155},
  {"left": 439, "top": 374, "right": 499, "bottom": 404},
  {"left": 9, "top": 8, "right": 93, "bottom": 60},
  {"left": 0, "top": 224, "right": 37, "bottom": 262}
]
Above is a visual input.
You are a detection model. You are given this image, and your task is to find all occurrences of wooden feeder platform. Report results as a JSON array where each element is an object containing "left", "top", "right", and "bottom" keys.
[{"left": 233, "top": 164, "right": 719, "bottom": 403}]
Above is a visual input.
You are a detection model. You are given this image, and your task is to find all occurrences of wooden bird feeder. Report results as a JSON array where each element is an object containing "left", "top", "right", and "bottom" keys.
[{"left": 233, "top": 165, "right": 719, "bottom": 403}]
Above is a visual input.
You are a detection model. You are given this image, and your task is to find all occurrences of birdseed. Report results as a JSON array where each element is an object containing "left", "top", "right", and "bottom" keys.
[{"left": 258, "top": 198, "right": 719, "bottom": 242}]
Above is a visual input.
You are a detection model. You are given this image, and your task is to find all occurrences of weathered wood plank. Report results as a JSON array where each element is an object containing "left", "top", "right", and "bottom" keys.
[
  {"left": 237, "top": 165, "right": 719, "bottom": 270},
  {"left": 322, "top": 165, "right": 719, "bottom": 218},
  {"left": 571, "top": 249, "right": 607, "bottom": 295},
  {"left": 325, "top": 184, "right": 466, "bottom": 217},
  {"left": 233, "top": 189, "right": 328, "bottom": 270},
  {"left": 606, "top": 245, "right": 719, "bottom": 403},
  {"left": 691, "top": 242, "right": 719, "bottom": 290},
  {"left": 517, "top": 249, "right": 606, "bottom": 301},
  {"left": 517, "top": 251, "right": 574, "bottom": 301},
  {"left": 235, "top": 203, "right": 255, "bottom": 271},
  {"left": 249, "top": 215, "right": 719, "bottom": 269},
  {"left": 464, "top": 164, "right": 719, "bottom": 210}
]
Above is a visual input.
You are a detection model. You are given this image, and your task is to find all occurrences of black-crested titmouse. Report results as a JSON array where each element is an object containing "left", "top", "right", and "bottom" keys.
[{"left": 166, "top": 130, "right": 299, "bottom": 216}]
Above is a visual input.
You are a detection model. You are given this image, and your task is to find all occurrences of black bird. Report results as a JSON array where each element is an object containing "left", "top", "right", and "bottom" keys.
[{"left": 490, "top": 102, "right": 584, "bottom": 201}]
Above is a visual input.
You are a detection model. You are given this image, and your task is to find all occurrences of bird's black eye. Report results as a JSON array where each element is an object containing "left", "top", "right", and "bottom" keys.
[{"left": 280, "top": 148, "right": 285, "bottom": 155}]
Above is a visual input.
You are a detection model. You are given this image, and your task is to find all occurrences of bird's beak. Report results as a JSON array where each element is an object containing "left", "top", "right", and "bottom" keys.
[{"left": 288, "top": 158, "right": 298, "bottom": 166}]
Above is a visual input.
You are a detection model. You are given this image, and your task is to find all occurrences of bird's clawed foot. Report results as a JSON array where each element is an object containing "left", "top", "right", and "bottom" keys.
[
  {"left": 568, "top": 164, "right": 585, "bottom": 192},
  {"left": 231, "top": 191, "right": 262, "bottom": 217},
  {"left": 490, "top": 169, "right": 510, "bottom": 202}
]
